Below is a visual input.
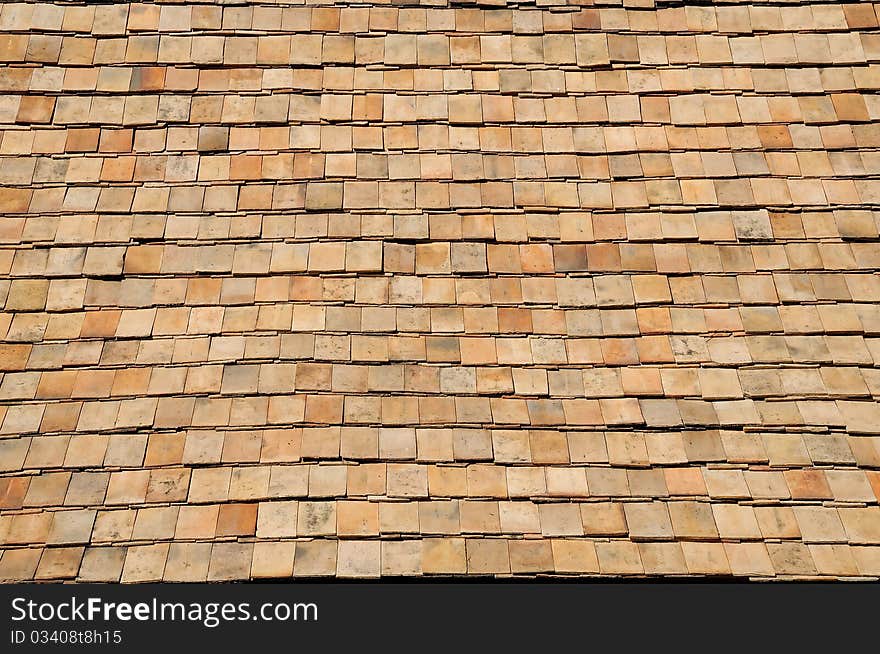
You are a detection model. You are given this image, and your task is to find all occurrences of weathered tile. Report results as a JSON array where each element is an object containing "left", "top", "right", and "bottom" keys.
[{"left": 0, "top": 1, "right": 876, "bottom": 582}]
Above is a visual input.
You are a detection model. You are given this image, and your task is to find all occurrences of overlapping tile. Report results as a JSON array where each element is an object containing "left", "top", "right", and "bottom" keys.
[{"left": 0, "top": 0, "right": 879, "bottom": 580}]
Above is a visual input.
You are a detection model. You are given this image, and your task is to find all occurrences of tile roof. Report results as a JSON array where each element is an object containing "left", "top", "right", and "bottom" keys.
[{"left": 1, "top": 0, "right": 880, "bottom": 581}]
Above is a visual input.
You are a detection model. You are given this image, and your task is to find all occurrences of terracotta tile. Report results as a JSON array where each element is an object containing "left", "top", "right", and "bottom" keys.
[
  {"left": 596, "top": 541, "right": 642, "bottom": 575},
  {"left": 412, "top": 536, "right": 462, "bottom": 575},
  {"left": 767, "top": 542, "right": 817, "bottom": 577},
  {"left": 624, "top": 502, "right": 673, "bottom": 540},
  {"left": 681, "top": 541, "right": 730, "bottom": 576},
  {"left": 207, "top": 542, "right": 253, "bottom": 581},
  {"left": 216, "top": 502, "right": 257, "bottom": 537},
  {"left": 1, "top": 3, "right": 878, "bottom": 580},
  {"left": 0, "top": 548, "right": 41, "bottom": 581},
  {"left": 78, "top": 547, "right": 125, "bottom": 582},
  {"left": 337, "top": 540, "right": 381, "bottom": 578},
  {"left": 163, "top": 542, "right": 211, "bottom": 582},
  {"left": 251, "top": 541, "right": 295, "bottom": 578},
  {"left": 292, "top": 540, "right": 336, "bottom": 577},
  {"left": 338, "top": 500, "right": 379, "bottom": 536},
  {"left": 121, "top": 543, "right": 169, "bottom": 583},
  {"left": 639, "top": 542, "right": 687, "bottom": 575},
  {"left": 175, "top": 504, "right": 218, "bottom": 540}
]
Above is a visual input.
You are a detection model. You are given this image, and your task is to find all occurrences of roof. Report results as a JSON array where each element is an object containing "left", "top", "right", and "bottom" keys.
[{"left": 0, "top": 0, "right": 879, "bottom": 581}]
